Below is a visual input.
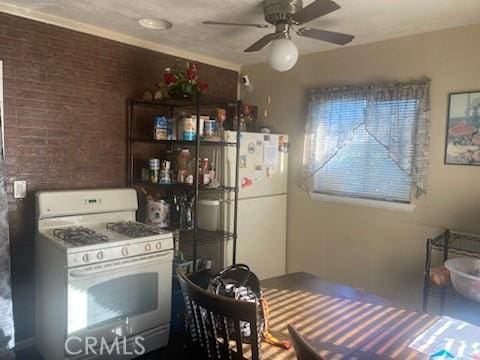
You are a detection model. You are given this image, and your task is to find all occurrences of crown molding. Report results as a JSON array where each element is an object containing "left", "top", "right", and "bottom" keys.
[{"left": 0, "top": 2, "right": 241, "bottom": 72}]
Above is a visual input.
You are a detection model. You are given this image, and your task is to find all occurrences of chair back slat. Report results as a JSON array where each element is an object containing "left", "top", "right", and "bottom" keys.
[
  {"left": 191, "top": 300, "right": 205, "bottom": 347},
  {"left": 233, "top": 320, "right": 243, "bottom": 358},
  {"left": 207, "top": 310, "right": 221, "bottom": 357},
  {"left": 250, "top": 321, "right": 260, "bottom": 360},
  {"left": 177, "top": 269, "right": 261, "bottom": 360},
  {"left": 219, "top": 315, "right": 232, "bottom": 359},
  {"left": 197, "top": 303, "right": 212, "bottom": 357}
]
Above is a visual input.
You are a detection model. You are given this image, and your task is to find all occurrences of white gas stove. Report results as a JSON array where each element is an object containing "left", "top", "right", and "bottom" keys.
[{"left": 35, "top": 188, "right": 173, "bottom": 360}]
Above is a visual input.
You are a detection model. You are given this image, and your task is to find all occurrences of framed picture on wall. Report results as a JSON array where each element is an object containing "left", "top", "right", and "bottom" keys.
[{"left": 445, "top": 90, "right": 480, "bottom": 165}]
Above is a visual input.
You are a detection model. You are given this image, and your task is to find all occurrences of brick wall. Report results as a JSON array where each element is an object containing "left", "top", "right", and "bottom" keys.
[{"left": 0, "top": 12, "right": 238, "bottom": 342}]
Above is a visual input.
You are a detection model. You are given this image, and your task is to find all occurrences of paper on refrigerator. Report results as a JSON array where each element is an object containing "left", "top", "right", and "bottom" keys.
[{"left": 263, "top": 134, "right": 278, "bottom": 166}]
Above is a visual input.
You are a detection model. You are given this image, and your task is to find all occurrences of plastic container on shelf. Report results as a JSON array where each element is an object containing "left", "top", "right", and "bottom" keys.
[
  {"left": 177, "top": 149, "right": 192, "bottom": 183},
  {"left": 198, "top": 200, "right": 221, "bottom": 232},
  {"left": 444, "top": 258, "right": 480, "bottom": 303},
  {"left": 182, "top": 117, "right": 196, "bottom": 141}
]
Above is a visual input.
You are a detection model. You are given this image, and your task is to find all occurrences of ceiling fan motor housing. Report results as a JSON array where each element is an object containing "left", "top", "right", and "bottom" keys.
[{"left": 263, "top": 0, "right": 303, "bottom": 24}]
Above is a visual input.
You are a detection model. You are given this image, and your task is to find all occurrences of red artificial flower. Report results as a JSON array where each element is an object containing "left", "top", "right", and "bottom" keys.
[
  {"left": 163, "top": 72, "right": 176, "bottom": 86},
  {"left": 199, "top": 82, "right": 208, "bottom": 93},
  {"left": 186, "top": 67, "right": 198, "bottom": 81}
]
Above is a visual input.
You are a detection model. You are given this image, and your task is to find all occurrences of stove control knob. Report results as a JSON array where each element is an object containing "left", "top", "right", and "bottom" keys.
[
  {"left": 155, "top": 242, "right": 162, "bottom": 250},
  {"left": 121, "top": 247, "right": 128, "bottom": 256},
  {"left": 82, "top": 254, "right": 90, "bottom": 263},
  {"left": 145, "top": 243, "right": 151, "bottom": 252},
  {"left": 97, "top": 251, "right": 104, "bottom": 260}
]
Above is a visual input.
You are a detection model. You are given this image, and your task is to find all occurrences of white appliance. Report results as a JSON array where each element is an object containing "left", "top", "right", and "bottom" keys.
[
  {"left": 224, "top": 131, "right": 288, "bottom": 280},
  {"left": 35, "top": 188, "right": 174, "bottom": 360}
]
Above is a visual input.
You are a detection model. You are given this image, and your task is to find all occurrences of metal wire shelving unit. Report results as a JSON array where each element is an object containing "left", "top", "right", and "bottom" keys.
[
  {"left": 423, "top": 229, "right": 480, "bottom": 326},
  {"left": 127, "top": 93, "right": 241, "bottom": 273}
]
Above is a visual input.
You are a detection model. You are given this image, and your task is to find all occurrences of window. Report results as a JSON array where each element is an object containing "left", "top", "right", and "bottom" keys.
[{"left": 303, "top": 81, "right": 431, "bottom": 204}]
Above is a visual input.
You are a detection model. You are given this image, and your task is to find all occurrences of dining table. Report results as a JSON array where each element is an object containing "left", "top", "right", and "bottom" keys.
[{"left": 258, "top": 272, "right": 439, "bottom": 360}]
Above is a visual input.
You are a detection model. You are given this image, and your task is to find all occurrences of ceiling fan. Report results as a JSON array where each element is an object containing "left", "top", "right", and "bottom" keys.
[{"left": 204, "top": 0, "right": 354, "bottom": 71}]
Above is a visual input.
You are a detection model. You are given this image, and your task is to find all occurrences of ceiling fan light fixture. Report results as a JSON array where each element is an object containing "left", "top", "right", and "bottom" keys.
[
  {"left": 138, "top": 18, "right": 173, "bottom": 30},
  {"left": 267, "top": 38, "right": 298, "bottom": 72}
]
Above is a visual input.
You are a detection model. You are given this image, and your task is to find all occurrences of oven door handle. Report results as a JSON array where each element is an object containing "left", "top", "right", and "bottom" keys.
[{"left": 69, "top": 251, "right": 173, "bottom": 278}]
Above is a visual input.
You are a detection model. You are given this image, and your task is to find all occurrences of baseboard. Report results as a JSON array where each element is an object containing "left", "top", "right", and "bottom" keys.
[{"left": 14, "top": 337, "right": 35, "bottom": 352}]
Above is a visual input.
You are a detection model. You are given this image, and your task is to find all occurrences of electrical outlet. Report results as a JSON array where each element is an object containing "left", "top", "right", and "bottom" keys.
[{"left": 14, "top": 180, "right": 26, "bottom": 199}]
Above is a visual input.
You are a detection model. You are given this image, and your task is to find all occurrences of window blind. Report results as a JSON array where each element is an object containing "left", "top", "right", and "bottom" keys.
[
  {"left": 304, "top": 81, "right": 431, "bottom": 203},
  {"left": 314, "top": 124, "right": 413, "bottom": 202}
]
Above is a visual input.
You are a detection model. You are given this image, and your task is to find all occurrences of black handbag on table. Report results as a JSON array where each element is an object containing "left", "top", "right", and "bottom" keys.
[
  {"left": 208, "top": 264, "right": 291, "bottom": 350},
  {"left": 208, "top": 264, "right": 264, "bottom": 339}
]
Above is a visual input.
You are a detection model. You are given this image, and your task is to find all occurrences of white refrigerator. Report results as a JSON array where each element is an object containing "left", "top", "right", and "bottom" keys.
[{"left": 224, "top": 131, "right": 288, "bottom": 280}]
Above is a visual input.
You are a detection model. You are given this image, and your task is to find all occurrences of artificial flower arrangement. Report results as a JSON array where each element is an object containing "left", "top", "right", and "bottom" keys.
[{"left": 161, "top": 61, "right": 208, "bottom": 99}]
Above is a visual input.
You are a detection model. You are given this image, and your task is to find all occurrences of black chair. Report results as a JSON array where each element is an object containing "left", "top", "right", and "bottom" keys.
[
  {"left": 288, "top": 325, "right": 324, "bottom": 360},
  {"left": 177, "top": 269, "right": 262, "bottom": 360}
]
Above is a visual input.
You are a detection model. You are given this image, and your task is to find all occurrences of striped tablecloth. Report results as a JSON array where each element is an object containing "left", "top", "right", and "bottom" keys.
[{"left": 258, "top": 287, "right": 438, "bottom": 360}]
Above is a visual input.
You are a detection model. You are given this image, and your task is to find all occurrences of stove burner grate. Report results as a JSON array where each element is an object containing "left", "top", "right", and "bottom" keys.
[
  {"left": 106, "top": 221, "right": 159, "bottom": 238},
  {"left": 53, "top": 226, "right": 108, "bottom": 246}
]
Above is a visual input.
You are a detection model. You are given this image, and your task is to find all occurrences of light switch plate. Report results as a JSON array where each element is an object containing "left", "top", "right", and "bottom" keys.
[{"left": 14, "top": 180, "right": 27, "bottom": 199}]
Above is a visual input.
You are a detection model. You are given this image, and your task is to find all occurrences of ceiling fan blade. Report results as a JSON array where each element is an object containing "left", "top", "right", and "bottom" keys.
[
  {"left": 203, "top": 21, "right": 270, "bottom": 29},
  {"left": 291, "top": 0, "right": 341, "bottom": 25},
  {"left": 244, "top": 33, "right": 280, "bottom": 52},
  {"left": 297, "top": 27, "right": 354, "bottom": 45}
]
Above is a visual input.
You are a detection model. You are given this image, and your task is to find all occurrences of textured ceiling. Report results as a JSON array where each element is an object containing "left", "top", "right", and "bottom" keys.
[{"left": 2, "top": 0, "right": 480, "bottom": 66}]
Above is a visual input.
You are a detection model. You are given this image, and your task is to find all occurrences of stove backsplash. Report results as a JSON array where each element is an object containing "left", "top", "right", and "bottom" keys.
[{"left": 0, "top": 12, "right": 238, "bottom": 342}]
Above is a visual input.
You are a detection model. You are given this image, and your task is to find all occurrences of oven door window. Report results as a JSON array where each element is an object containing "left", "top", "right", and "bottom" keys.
[
  {"left": 68, "top": 272, "right": 158, "bottom": 333},
  {"left": 88, "top": 272, "right": 158, "bottom": 328}
]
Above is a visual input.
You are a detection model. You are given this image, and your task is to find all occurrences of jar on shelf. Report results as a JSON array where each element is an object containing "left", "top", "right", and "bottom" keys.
[
  {"left": 177, "top": 149, "right": 192, "bottom": 183},
  {"left": 159, "top": 160, "right": 171, "bottom": 184},
  {"left": 164, "top": 150, "right": 177, "bottom": 182},
  {"left": 182, "top": 117, "right": 196, "bottom": 141},
  {"left": 216, "top": 108, "right": 226, "bottom": 132},
  {"left": 241, "top": 105, "right": 254, "bottom": 131}
]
